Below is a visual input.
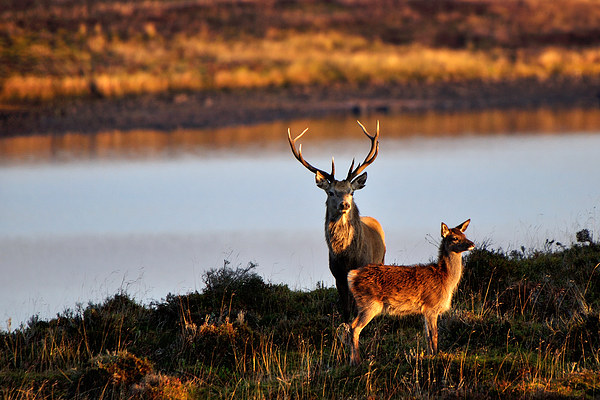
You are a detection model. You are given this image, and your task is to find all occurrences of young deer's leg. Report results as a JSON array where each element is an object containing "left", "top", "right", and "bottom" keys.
[
  {"left": 424, "top": 313, "right": 439, "bottom": 355},
  {"left": 350, "top": 301, "right": 383, "bottom": 365}
]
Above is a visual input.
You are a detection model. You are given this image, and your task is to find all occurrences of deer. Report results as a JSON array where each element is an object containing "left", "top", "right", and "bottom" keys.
[
  {"left": 288, "top": 121, "right": 386, "bottom": 322},
  {"left": 347, "top": 219, "right": 474, "bottom": 365}
]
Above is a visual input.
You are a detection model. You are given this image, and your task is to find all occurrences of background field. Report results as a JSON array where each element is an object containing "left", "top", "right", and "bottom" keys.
[{"left": 2, "top": 0, "right": 600, "bottom": 103}]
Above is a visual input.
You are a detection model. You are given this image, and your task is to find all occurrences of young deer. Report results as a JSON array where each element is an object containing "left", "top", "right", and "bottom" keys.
[
  {"left": 347, "top": 219, "right": 474, "bottom": 365},
  {"left": 288, "top": 121, "right": 386, "bottom": 322}
]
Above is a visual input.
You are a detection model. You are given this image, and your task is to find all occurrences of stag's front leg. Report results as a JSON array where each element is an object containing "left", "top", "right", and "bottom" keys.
[{"left": 334, "top": 275, "right": 353, "bottom": 323}]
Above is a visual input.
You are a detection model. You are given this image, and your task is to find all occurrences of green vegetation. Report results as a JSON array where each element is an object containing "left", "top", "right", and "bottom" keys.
[
  {"left": 2, "top": 0, "right": 600, "bottom": 102},
  {"left": 2, "top": 231, "right": 599, "bottom": 399}
]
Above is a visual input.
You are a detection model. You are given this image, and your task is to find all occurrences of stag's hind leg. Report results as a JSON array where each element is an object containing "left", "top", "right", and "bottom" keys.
[{"left": 350, "top": 300, "right": 383, "bottom": 365}]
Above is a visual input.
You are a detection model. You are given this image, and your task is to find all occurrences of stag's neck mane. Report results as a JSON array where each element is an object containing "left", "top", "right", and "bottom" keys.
[{"left": 326, "top": 204, "right": 362, "bottom": 255}]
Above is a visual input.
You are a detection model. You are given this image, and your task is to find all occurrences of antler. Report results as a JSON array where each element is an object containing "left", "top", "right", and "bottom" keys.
[
  {"left": 288, "top": 127, "right": 335, "bottom": 181},
  {"left": 346, "top": 120, "right": 380, "bottom": 181}
]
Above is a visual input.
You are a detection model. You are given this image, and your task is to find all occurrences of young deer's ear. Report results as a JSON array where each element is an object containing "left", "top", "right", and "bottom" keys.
[
  {"left": 315, "top": 171, "right": 330, "bottom": 190},
  {"left": 351, "top": 172, "right": 367, "bottom": 191},
  {"left": 457, "top": 219, "right": 471, "bottom": 232},
  {"left": 441, "top": 222, "right": 450, "bottom": 238}
]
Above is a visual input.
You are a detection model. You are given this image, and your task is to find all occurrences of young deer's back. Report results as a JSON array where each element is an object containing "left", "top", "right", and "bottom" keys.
[{"left": 348, "top": 262, "right": 455, "bottom": 319}]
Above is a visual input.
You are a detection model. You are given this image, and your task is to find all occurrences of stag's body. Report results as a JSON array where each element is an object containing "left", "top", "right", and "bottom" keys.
[
  {"left": 325, "top": 199, "right": 385, "bottom": 321},
  {"left": 288, "top": 121, "right": 385, "bottom": 321},
  {"left": 348, "top": 219, "right": 474, "bottom": 365}
]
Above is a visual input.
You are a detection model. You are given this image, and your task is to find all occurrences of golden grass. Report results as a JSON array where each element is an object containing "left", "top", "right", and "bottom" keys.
[{"left": 3, "top": 30, "right": 600, "bottom": 102}]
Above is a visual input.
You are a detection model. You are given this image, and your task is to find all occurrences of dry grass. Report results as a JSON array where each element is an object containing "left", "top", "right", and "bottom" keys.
[
  {"left": 2, "top": 0, "right": 600, "bottom": 102},
  {"left": 1, "top": 240, "right": 599, "bottom": 399},
  {"left": 3, "top": 30, "right": 600, "bottom": 102}
]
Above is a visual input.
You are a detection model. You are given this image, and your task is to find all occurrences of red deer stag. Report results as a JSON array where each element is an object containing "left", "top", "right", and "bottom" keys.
[
  {"left": 348, "top": 219, "right": 474, "bottom": 364},
  {"left": 288, "top": 121, "right": 386, "bottom": 322}
]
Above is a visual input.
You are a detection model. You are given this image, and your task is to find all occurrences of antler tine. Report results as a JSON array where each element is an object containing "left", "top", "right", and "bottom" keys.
[
  {"left": 346, "top": 158, "right": 355, "bottom": 179},
  {"left": 331, "top": 156, "right": 335, "bottom": 178},
  {"left": 288, "top": 127, "right": 335, "bottom": 181},
  {"left": 356, "top": 120, "right": 379, "bottom": 140},
  {"left": 346, "top": 120, "right": 380, "bottom": 180}
]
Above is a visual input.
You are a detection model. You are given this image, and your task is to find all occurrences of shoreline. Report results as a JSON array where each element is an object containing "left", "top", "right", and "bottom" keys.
[{"left": 2, "top": 77, "right": 600, "bottom": 137}]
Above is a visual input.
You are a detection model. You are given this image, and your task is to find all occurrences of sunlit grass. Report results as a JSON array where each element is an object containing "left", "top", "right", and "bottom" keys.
[
  {"left": 1, "top": 238, "right": 599, "bottom": 399},
  {"left": 3, "top": 30, "right": 600, "bottom": 102}
]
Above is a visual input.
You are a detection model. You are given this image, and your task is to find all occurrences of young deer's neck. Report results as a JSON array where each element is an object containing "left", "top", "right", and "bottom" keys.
[
  {"left": 437, "top": 248, "right": 464, "bottom": 289},
  {"left": 326, "top": 204, "right": 361, "bottom": 254}
]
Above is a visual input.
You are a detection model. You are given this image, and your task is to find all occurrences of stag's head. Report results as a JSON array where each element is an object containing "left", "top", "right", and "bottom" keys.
[{"left": 288, "top": 121, "right": 380, "bottom": 218}]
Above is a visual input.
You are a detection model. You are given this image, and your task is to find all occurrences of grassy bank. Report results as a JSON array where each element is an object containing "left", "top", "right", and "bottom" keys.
[
  {"left": 2, "top": 0, "right": 600, "bottom": 103},
  {"left": 1, "top": 231, "right": 599, "bottom": 399}
]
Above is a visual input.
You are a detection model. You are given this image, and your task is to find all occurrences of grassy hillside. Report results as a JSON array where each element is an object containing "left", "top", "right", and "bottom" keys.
[
  {"left": 2, "top": 0, "right": 600, "bottom": 102},
  {"left": 2, "top": 231, "right": 599, "bottom": 399}
]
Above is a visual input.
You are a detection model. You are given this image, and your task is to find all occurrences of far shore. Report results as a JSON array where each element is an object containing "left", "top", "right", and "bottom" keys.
[{"left": 2, "top": 77, "right": 600, "bottom": 137}]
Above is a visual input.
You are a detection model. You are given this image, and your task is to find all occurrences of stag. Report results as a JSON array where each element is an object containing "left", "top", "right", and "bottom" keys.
[{"left": 288, "top": 121, "right": 386, "bottom": 321}]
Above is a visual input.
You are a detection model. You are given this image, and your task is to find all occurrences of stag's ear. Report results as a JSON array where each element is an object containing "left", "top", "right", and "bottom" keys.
[
  {"left": 457, "top": 219, "right": 471, "bottom": 232},
  {"left": 441, "top": 222, "right": 450, "bottom": 238},
  {"left": 315, "top": 171, "right": 330, "bottom": 190},
  {"left": 351, "top": 172, "right": 367, "bottom": 191}
]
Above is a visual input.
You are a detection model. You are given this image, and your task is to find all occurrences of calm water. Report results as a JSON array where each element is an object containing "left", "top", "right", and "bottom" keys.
[{"left": 2, "top": 108, "right": 600, "bottom": 329}]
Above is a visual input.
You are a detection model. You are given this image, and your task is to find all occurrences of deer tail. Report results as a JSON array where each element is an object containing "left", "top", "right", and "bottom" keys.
[{"left": 347, "top": 269, "right": 359, "bottom": 293}]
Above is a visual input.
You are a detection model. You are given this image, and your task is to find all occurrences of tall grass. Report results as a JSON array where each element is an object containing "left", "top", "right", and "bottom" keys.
[
  {"left": 3, "top": 0, "right": 600, "bottom": 103},
  {"left": 3, "top": 30, "right": 600, "bottom": 102},
  {"left": 1, "top": 232, "right": 599, "bottom": 399}
]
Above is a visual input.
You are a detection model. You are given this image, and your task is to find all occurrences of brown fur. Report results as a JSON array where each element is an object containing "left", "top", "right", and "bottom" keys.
[
  {"left": 288, "top": 121, "right": 385, "bottom": 322},
  {"left": 324, "top": 193, "right": 386, "bottom": 321},
  {"left": 347, "top": 219, "right": 473, "bottom": 364}
]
